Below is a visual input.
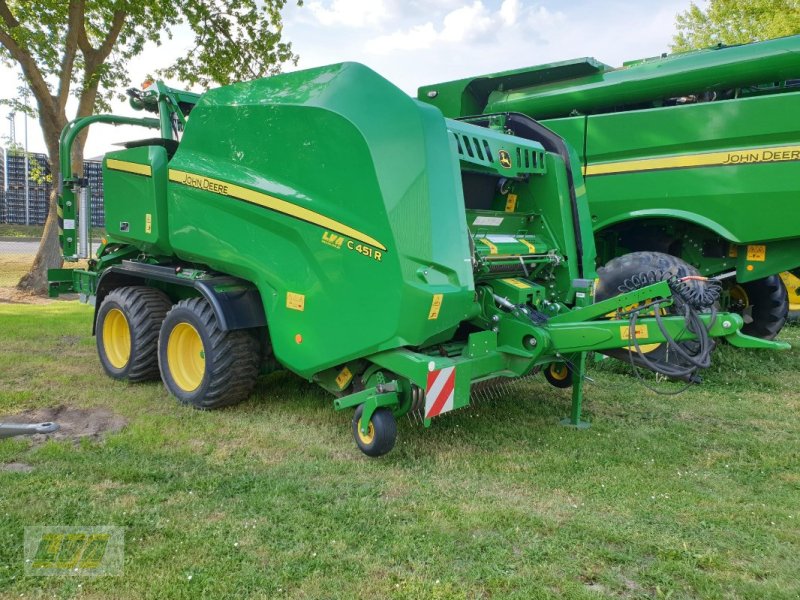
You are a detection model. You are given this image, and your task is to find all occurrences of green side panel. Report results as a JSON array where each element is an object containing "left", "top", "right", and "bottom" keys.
[
  {"left": 166, "top": 62, "right": 475, "bottom": 378},
  {"left": 548, "top": 92, "right": 800, "bottom": 252},
  {"left": 103, "top": 146, "right": 171, "bottom": 255}
]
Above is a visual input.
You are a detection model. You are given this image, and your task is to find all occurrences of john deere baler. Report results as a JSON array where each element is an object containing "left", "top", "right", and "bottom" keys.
[{"left": 49, "top": 63, "right": 786, "bottom": 456}]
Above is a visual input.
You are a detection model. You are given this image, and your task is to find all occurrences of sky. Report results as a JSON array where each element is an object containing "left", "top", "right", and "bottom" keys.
[{"left": 0, "top": 0, "right": 694, "bottom": 158}]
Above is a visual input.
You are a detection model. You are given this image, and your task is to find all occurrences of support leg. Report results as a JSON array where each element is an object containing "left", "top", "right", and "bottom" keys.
[{"left": 560, "top": 352, "right": 590, "bottom": 429}]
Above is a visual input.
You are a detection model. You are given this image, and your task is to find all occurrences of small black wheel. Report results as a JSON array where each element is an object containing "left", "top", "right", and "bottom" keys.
[
  {"left": 96, "top": 286, "right": 172, "bottom": 381},
  {"left": 729, "top": 275, "right": 789, "bottom": 340},
  {"left": 158, "top": 297, "right": 261, "bottom": 409},
  {"left": 352, "top": 404, "right": 397, "bottom": 457},
  {"left": 544, "top": 362, "right": 573, "bottom": 388}
]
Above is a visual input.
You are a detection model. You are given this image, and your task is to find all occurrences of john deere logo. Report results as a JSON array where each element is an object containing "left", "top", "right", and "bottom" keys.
[{"left": 498, "top": 150, "right": 512, "bottom": 169}]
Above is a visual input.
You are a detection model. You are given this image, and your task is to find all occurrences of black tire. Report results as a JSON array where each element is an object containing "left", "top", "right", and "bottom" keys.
[
  {"left": 158, "top": 297, "right": 260, "bottom": 409},
  {"left": 730, "top": 275, "right": 789, "bottom": 340},
  {"left": 96, "top": 286, "right": 171, "bottom": 382},
  {"left": 544, "top": 362, "right": 573, "bottom": 388},
  {"left": 352, "top": 404, "right": 397, "bottom": 457},
  {"left": 596, "top": 251, "right": 710, "bottom": 370}
]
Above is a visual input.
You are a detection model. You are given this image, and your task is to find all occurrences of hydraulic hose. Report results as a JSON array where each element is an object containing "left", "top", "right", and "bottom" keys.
[{"left": 619, "top": 271, "right": 722, "bottom": 384}]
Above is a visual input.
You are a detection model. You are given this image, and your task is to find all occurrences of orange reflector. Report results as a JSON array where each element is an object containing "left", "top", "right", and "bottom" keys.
[
  {"left": 142, "top": 79, "right": 153, "bottom": 89},
  {"left": 295, "top": 334, "right": 303, "bottom": 344},
  {"left": 747, "top": 265, "right": 754, "bottom": 271}
]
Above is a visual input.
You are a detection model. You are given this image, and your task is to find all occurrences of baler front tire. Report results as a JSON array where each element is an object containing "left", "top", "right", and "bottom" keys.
[
  {"left": 352, "top": 404, "right": 397, "bottom": 457},
  {"left": 158, "top": 297, "right": 260, "bottom": 410},
  {"left": 96, "top": 286, "right": 172, "bottom": 382}
]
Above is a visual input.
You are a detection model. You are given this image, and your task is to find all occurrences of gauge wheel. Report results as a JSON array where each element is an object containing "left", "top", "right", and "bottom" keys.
[{"left": 352, "top": 404, "right": 397, "bottom": 457}]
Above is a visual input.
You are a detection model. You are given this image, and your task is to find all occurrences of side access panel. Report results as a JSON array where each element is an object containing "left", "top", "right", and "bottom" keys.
[{"left": 103, "top": 145, "right": 171, "bottom": 255}]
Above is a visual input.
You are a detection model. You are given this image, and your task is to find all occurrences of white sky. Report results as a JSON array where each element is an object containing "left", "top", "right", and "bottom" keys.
[{"left": 0, "top": 0, "right": 693, "bottom": 158}]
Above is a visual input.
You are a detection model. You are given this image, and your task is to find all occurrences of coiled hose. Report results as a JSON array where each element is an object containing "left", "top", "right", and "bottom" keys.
[{"left": 620, "top": 270, "right": 722, "bottom": 383}]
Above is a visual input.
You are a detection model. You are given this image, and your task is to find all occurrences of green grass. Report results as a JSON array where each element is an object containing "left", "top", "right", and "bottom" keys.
[
  {"left": 0, "top": 302, "right": 798, "bottom": 599},
  {"left": 0, "top": 224, "right": 105, "bottom": 239}
]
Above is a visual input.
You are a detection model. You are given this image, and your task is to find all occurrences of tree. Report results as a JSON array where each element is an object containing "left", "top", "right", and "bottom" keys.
[
  {"left": 0, "top": 0, "right": 298, "bottom": 294},
  {"left": 673, "top": 0, "right": 800, "bottom": 51}
]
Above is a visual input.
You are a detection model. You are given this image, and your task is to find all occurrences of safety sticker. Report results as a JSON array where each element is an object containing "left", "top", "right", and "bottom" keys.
[
  {"left": 501, "top": 278, "right": 531, "bottom": 289},
  {"left": 473, "top": 216, "right": 503, "bottom": 226},
  {"left": 286, "top": 292, "right": 305, "bottom": 311},
  {"left": 504, "top": 194, "right": 517, "bottom": 212},
  {"left": 518, "top": 238, "right": 537, "bottom": 253},
  {"left": 478, "top": 238, "right": 498, "bottom": 254},
  {"left": 335, "top": 366, "right": 353, "bottom": 390},
  {"left": 425, "top": 366, "right": 456, "bottom": 419},
  {"left": 486, "top": 234, "right": 519, "bottom": 244},
  {"left": 145, "top": 213, "right": 152, "bottom": 234},
  {"left": 746, "top": 244, "right": 766, "bottom": 262},
  {"left": 428, "top": 293, "right": 443, "bottom": 320},
  {"left": 620, "top": 324, "right": 649, "bottom": 340}
]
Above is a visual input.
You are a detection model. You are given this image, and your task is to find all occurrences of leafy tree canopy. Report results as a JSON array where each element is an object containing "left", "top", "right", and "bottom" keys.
[
  {"left": 0, "top": 0, "right": 299, "bottom": 293},
  {"left": 673, "top": 0, "right": 800, "bottom": 51}
]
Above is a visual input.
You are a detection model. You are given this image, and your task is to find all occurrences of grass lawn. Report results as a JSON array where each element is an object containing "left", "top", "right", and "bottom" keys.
[
  {"left": 0, "top": 301, "right": 798, "bottom": 599},
  {"left": 0, "top": 224, "right": 106, "bottom": 239}
]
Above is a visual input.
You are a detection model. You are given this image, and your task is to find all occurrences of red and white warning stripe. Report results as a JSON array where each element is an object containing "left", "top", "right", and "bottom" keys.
[{"left": 425, "top": 366, "right": 456, "bottom": 419}]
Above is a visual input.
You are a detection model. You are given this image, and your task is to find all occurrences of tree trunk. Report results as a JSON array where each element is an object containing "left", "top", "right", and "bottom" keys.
[{"left": 16, "top": 122, "right": 63, "bottom": 295}]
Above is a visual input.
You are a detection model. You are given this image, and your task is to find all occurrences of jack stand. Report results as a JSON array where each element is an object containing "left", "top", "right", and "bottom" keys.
[{"left": 560, "top": 352, "right": 590, "bottom": 429}]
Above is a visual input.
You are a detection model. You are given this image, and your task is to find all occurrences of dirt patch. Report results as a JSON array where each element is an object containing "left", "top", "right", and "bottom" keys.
[
  {"left": 0, "top": 405, "right": 127, "bottom": 444},
  {"left": 0, "top": 286, "right": 55, "bottom": 305},
  {"left": 1, "top": 462, "right": 34, "bottom": 473}
]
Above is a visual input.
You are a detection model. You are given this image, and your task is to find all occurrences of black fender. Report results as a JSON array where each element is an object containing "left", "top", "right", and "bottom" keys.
[{"left": 92, "top": 260, "right": 266, "bottom": 335}]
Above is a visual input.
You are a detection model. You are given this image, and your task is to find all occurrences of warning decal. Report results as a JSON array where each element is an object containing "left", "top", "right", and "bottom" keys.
[{"left": 425, "top": 366, "right": 456, "bottom": 419}]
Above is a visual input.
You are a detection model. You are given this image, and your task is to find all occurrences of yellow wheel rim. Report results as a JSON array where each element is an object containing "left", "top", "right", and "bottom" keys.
[
  {"left": 549, "top": 363, "right": 569, "bottom": 381},
  {"left": 357, "top": 419, "right": 375, "bottom": 445},
  {"left": 729, "top": 284, "right": 750, "bottom": 308},
  {"left": 103, "top": 308, "right": 131, "bottom": 369},
  {"left": 167, "top": 323, "right": 206, "bottom": 392}
]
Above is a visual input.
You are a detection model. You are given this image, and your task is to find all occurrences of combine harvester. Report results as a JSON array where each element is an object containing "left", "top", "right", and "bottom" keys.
[
  {"left": 49, "top": 63, "right": 787, "bottom": 456},
  {"left": 419, "top": 35, "right": 800, "bottom": 344}
]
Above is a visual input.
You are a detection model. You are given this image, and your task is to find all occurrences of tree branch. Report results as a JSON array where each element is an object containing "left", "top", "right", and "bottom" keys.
[
  {"left": 56, "top": 0, "right": 85, "bottom": 113},
  {"left": 96, "top": 8, "right": 125, "bottom": 62},
  {"left": 0, "top": 23, "right": 58, "bottom": 126},
  {"left": 0, "top": 0, "right": 19, "bottom": 29},
  {"left": 78, "top": 6, "right": 126, "bottom": 66}
]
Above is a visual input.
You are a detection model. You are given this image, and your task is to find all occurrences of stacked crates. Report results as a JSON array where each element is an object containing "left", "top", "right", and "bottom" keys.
[
  {"left": 0, "top": 149, "right": 5, "bottom": 224},
  {"left": 0, "top": 151, "right": 106, "bottom": 229},
  {"left": 4, "top": 151, "right": 52, "bottom": 225},
  {"left": 85, "top": 160, "right": 105, "bottom": 227}
]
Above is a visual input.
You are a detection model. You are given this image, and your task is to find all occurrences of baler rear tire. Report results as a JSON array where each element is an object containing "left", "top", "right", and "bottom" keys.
[
  {"left": 352, "top": 404, "right": 397, "bottom": 457},
  {"left": 732, "top": 275, "right": 789, "bottom": 340},
  {"left": 96, "top": 286, "right": 172, "bottom": 382},
  {"left": 158, "top": 297, "right": 260, "bottom": 410}
]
